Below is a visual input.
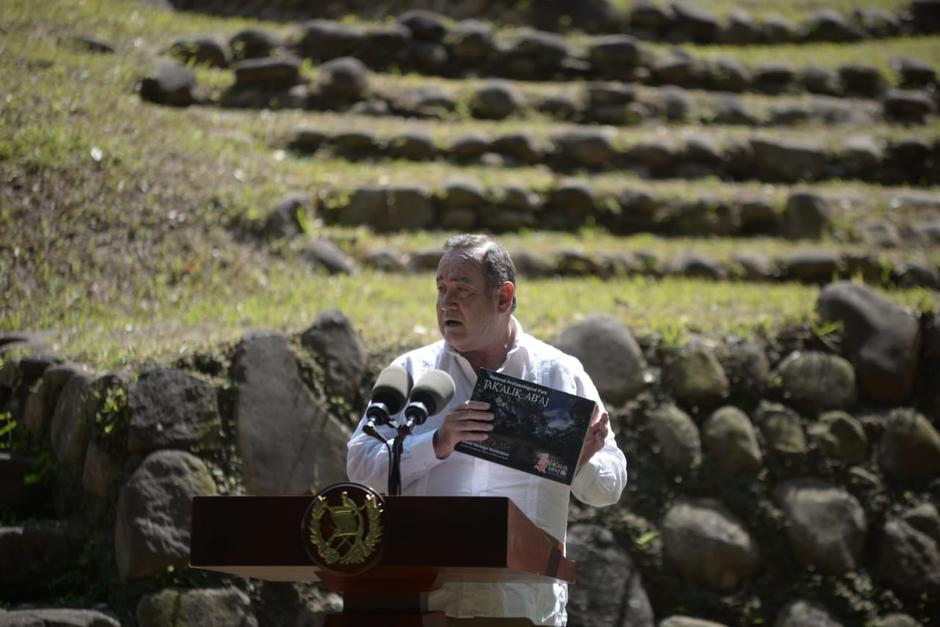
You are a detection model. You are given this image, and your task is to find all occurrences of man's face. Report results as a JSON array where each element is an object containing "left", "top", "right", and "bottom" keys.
[{"left": 436, "top": 249, "right": 504, "bottom": 355}]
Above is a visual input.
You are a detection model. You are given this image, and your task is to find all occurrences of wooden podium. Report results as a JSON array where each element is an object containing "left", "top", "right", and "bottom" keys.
[{"left": 190, "top": 488, "right": 575, "bottom": 626}]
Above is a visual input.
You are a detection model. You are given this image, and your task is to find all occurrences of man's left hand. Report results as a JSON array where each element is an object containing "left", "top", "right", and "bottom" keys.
[{"left": 577, "top": 410, "right": 609, "bottom": 472}]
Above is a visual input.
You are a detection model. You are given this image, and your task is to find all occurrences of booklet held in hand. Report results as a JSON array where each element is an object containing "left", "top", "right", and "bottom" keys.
[{"left": 454, "top": 368, "right": 597, "bottom": 485}]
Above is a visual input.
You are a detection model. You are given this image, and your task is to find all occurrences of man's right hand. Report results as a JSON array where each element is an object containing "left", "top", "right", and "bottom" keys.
[{"left": 433, "top": 400, "right": 494, "bottom": 458}]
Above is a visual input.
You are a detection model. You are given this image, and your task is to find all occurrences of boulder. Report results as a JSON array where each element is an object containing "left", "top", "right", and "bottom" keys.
[
  {"left": 751, "top": 139, "right": 829, "bottom": 183},
  {"left": 781, "top": 191, "right": 831, "bottom": 239},
  {"left": 754, "top": 401, "right": 807, "bottom": 456},
  {"left": 168, "top": 36, "right": 229, "bottom": 68},
  {"left": 719, "top": 341, "right": 770, "bottom": 399},
  {"left": 778, "top": 251, "right": 841, "bottom": 284},
  {"left": 0, "top": 609, "right": 120, "bottom": 626},
  {"left": 25, "top": 363, "right": 85, "bottom": 440},
  {"left": 262, "top": 192, "right": 309, "bottom": 238},
  {"left": 448, "top": 133, "right": 490, "bottom": 161},
  {"left": 802, "top": 10, "right": 862, "bottom": 42},
  {"left": 802, "top": 65, "right": 843, "bottom": 96},
  {"left": 774, "top": 351, "right": 855, "bottom": 411},
  {"left": 876, "top": 517, "right": 940, "bottom": 594},
  {"left": 73, "top": 34, "right": 116, "bottom": 54},
  {"left": 668, "top": 253, "right": 725, "bottom": 280},
  {"left": 759, "top": 15, "right": 799, "bottom": 43},
  {"left": 82, "top": 439, "right": 119, "bottom": 500},
  {"left": 232, "top": 333, "right": 350, "bottom": 495},
  {"left": 878, "top": 409, "right": 940, "bottom": 482},
  {"left": 648, "top": 404, "right": 702, "bottom": 474},
  {"left": 629, "top": 0, "right": 675, "bottom": 35},
  {"left": 441, "top": 178, "right": 487, "bottom": 209},
  {"left": 711, "top": 57, "right": 751, "bottom": 92},
  {"left": 671, "top": 2, "right": 721, "bottom": 43},
  {"left": 660, "top": 618, "right": 728, "bottom": 627},
  {"left": 115, "top": 450, "right": 217, "bottom": 579},
  {"left": 140, "top": 61, "right": 198, "bottom": 107},
  {"left": 839, "top": 64, "right": 886, "bottom": 97},
  {"left": 731, "top": 252, "right": 776, "bottom": 281},
  {"left": 528, "top": 0, "right": 621, "bottom": 33},
  {"left": 229, "top": 27, "right": 280, "bottom": 60},
  {"left": 712, "top": 95, "right": 758, "bottom": 125},
  {"left": 775, "top": 479, "right": 866, "bottom": 574},
  {"left": 553, "top": 130, "right": 617, "bottom": 169},
  {"left": 883, "top": 89, "right": 936, "bottom": 124},
  {"left": 334, "top": 185, "right": 435, "bottom": 232},
  {"left": 702, "top": 406, "right": 763, "bottom": 474},
  {"left": 356, "top": 25, "right": 409, "bottom": 69},
  {"left": 588, "top": 35, "right": 642, "bottom": 79},
  {"left": 542, "top": 181, "right": 596, "bottom": 228},
  {"left": 0, "top": 520, "right": 85, "bottom": 597},
  {"left": 445, "top": 20, "right": 496, "bottom": 66},
  {"left": 296, "top": 20, "right": 361, "bottom": 61},
  {"left": 816, "top": 281, "right": 921, "bottom": 402},
  {"left": 662, "top": 498, "right": 760, "bottom": 591},
  {"left": 49, "top": 371, "right": 97, "bottom": 467},
  {"left": 752, "top": 63, "right": 796, "bottom": 94},
  {"left": 317, "top": 56, "right": 369, "bottom": 102},
  {"left": 469, "top": 81, "right": 525, "bottom": 120},
  {"left": 299, "top": 308, "right": 366, "bottom": 399},
  {"left": 303, "top": 238, "right": 356, "bottom": 275},
  {"left": 901, "top": 503, "right": 940, "bottom": 544},
  {"left": 857, "top": 8, "right": 902, "bottom": 37},
  {"left": 808, "top": 411, "right": 868, "bottom": 464},
  {"left": 666, "top": 340, "right": 729, "bottom": 409},
  {"left": 721, "top": 11, "right": 760, "bottom": 45},
  {"left": 398, "top": 9, "right": 448, "bottom": 42},
  {"left": 566, "top": 524, "right": 654, "bottom": 627},
  {"left": 537, "top": 92, "right": 579, "bottom": 120},
  {"left": 501, "top": 31, "right": 569, "bottom": 79},
  {"left": 137, "top": 587, "right": 258, "bottom": 627},
  {"left": 774, "top": 600, "right": 843, "bottom": 627},
  {"left": 869, "top": 615, "right": 924, "bottom": 627},
  {"left": 128, "top": 367, "right": 220, "bottom": 452},
  {"left": 554, "top": 316, "right": 647, "bottom": 406},
  {"left": 233, "top": 56, "right": 301, "bottom": 90},
  {"left": 897, "top": 57, "right": 937, "bottom": 89},
  {"left": 624, "top": 141, "right": 677, "bottom": 177},
  {"left": 388, "top": 130, "right": 436, "bottom": 161}
]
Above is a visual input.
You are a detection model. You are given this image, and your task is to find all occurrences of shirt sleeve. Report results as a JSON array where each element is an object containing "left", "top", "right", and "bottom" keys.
[{"left": 567, "top": 362, "right": 628, "bottom": 507}]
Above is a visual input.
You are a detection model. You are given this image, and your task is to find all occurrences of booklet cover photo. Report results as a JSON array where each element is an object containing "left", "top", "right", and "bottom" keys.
[{"left": 454, "top": 368, "right": 597, "bottom": 485}]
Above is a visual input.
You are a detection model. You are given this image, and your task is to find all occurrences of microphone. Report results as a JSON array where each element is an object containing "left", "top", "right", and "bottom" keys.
[
  {"left": 365, "top": 365, "right": 412, "bottom": 430},
  {"left": 403, "top": 369, "right": 456, "bottom": 430}
]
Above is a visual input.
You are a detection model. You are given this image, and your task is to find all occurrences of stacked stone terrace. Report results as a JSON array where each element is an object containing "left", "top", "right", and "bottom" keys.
[{"left": 3, "top": 1, "right": 940, "bottom": 626}]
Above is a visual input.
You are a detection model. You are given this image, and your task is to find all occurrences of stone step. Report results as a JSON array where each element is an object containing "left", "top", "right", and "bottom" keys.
[
  {"left": 304, "top": 181, "right": 940, "bottom": 244},
  {"left": 289, "top": 126, "right": 940, "bottom": 186}
]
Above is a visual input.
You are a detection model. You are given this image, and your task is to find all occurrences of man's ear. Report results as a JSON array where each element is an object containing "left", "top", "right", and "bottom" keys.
[{"left": 497, "top": 281, "right": 515, "bottom": 313}]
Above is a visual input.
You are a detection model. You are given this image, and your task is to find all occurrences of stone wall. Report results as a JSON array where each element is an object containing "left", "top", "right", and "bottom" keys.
[{"left": 1, "top": 284, "right": 939, "bottom": 625}]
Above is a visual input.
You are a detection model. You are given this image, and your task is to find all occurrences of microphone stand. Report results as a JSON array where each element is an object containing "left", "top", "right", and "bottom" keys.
[{"left": 388, "top": 410, "right": 425, "bottom": 496}]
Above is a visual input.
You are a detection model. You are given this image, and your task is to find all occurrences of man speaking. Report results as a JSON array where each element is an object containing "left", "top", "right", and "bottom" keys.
[{"left": 347, "top": 234, "right": 628, "bottom": 627}]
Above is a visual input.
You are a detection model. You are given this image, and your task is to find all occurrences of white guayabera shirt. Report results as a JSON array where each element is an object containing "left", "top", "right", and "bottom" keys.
[{"left": 347, "top": 317, "right": 628, "bottom": 627}]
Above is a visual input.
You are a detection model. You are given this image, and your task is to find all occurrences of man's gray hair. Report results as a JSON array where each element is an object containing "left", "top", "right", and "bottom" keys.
[{"left": 443, "top": 234, "right": 517, "bottom": 312}]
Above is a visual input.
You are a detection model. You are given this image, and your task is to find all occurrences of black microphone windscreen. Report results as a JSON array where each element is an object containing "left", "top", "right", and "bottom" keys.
[
  {"left": 410, "top": 370, "right": 456, "bottom": 416},
  {"left": 371, "top": 365, "right": 412, "bottom": 415}
]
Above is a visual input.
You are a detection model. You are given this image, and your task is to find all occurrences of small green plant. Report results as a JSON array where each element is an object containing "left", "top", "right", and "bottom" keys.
[{"left": 0, "top": 412, "right": 17, "bottom": 448}]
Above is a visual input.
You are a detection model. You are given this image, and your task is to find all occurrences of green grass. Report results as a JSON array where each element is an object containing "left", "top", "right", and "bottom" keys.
[
  {"left": 2, "top": 0, "right": 939, "bottom": 371},
  {"left": 610, "top": 0, "right": 912, "bottom": 23}
]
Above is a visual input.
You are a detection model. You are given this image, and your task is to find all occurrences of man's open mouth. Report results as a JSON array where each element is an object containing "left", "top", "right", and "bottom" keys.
[{"left": 444, "top": 320, "right": 462, "bottom": 327}]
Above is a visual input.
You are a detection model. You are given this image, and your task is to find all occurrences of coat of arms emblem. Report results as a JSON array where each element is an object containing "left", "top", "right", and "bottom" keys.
[{"left": 303, "top": 483, "right": 385, "bottom": 575}]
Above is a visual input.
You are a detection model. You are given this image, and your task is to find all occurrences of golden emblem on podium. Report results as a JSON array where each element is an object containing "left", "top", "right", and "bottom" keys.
[{"left": 302, "top": 483, "right": 386, "bottom": 575}]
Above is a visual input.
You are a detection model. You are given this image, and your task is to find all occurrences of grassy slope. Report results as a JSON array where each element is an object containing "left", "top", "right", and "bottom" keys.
[{"left": 1, "top": 0, "right": 938, "bottom": 370}]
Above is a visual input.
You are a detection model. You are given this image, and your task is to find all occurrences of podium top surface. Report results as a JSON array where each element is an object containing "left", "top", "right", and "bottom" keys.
[{"left": 190, "top": 494, "right": 574, "bottom": 589}]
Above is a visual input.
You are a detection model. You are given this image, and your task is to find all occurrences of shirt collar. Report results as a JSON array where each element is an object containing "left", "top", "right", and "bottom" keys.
[{"left": 441, "top": 315, "right": 530, "bottom": 374}]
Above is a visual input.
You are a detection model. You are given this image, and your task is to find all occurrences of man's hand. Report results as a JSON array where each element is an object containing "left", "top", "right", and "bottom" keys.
[
  {"left": 577, "top": 410, "right": 610, "bottom": 472},
  {"left": 433, "top": 400, "right": 494, "bottom": 459}
]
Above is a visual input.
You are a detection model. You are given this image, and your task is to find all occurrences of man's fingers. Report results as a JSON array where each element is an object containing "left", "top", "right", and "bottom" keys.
[{"left": 462, "top": 400, "right": 490, "bottom": 411}]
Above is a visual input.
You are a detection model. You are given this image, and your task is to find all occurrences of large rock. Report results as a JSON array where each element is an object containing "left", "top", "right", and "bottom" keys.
[
  {"left": 128, "top": 367, "right": 220, "bottom": 452},
  {"left": 299, "top": 308, "right": 366, "bottom": 399},
  {"left": 702, "top": 406, "right": 763, "bottom": 474},
  {"left": 469, "top": 81, "right": 525, "bottom": 120},
  {"left": 754, "top": 401, "right": 807, "bottom": 456},
  {"left": 750, "top": 139, "right": 829, "bottom": 183},
  {"left": 774, "top": 600, "right": 843, "bottom": 627},
  {"left": 137, "top": 587, "right": 258, "bottom": 627},
  {"left": 554, "top": 316, "right": 647, "bottom": 406},
  {"left": 0, "top": 609, "right": 120, "bottom": 626},
  {"left": 648, "top": 404, "right": 702, "bottom": 474},
  {"left": 775, "top": 479, "right": 866, "bottom": 574},
  {"left": 49, "top": 371, "right": 97, "bottom": 467},
  {"left": 807, "top": 411, "right": 868, "bottom": 464},
  {"left": 115, "top": 450, "right": 217, "bottom": 579},
  {"left": 566, "top": 524, "right": 654, "bottom": 627},
  {"left": 816, "top": 282, "right": 921, "bottom": 402},
  {"left": 554, "top": 130, "right": 618, "bottom": 169},
  {"left": 297, "top": 20, "right": 361, "bottom": 60},
  {"left": 229, "top": 27, "right": 280, "bottom": 61},
  {"left": 232, "top": 56, "right": 301, "bottom": 90},
  {"left": 667, "top": 340, "right": 729, "bottom": 409},
  {"left": 24, "top": 363, "right": 85, "bottom": 440},
  {"left": 876, "top": 517, "right": 940, "bottom": 594},
  {"left": 317, "top": 56, "right": 369, "bottom": 102},
  {"left": 781, "top": 191, "right": 831, "bottom": 239},
  {"left": 501, "top": 31, "right": 569, "bottom": 79},
  {"left": 303, "top": 238, "right": 356, "bottom": 275},
  {"left": 168, "top": 36, "right": 229, "bottom": 68},
  {"left": 140, "top": 61, "right": 198, "bottom": 107},
  {"left": 233, "top": 332, "right": 350, "bottom": 495},
  {"left": 878, "top": 409, "right": 940, "bottom": 482},
  {"left": 774, "top": 351, "right": 856, "bottom": 412},
  {"left": 588, "top": 35, "right": 642, "bottom": 79},
  {"left": 333, "top": 185, "right": 435, "bottom": 232},
  {"left": 662, "top": 498, "right": 760, "bottom": 591}
]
